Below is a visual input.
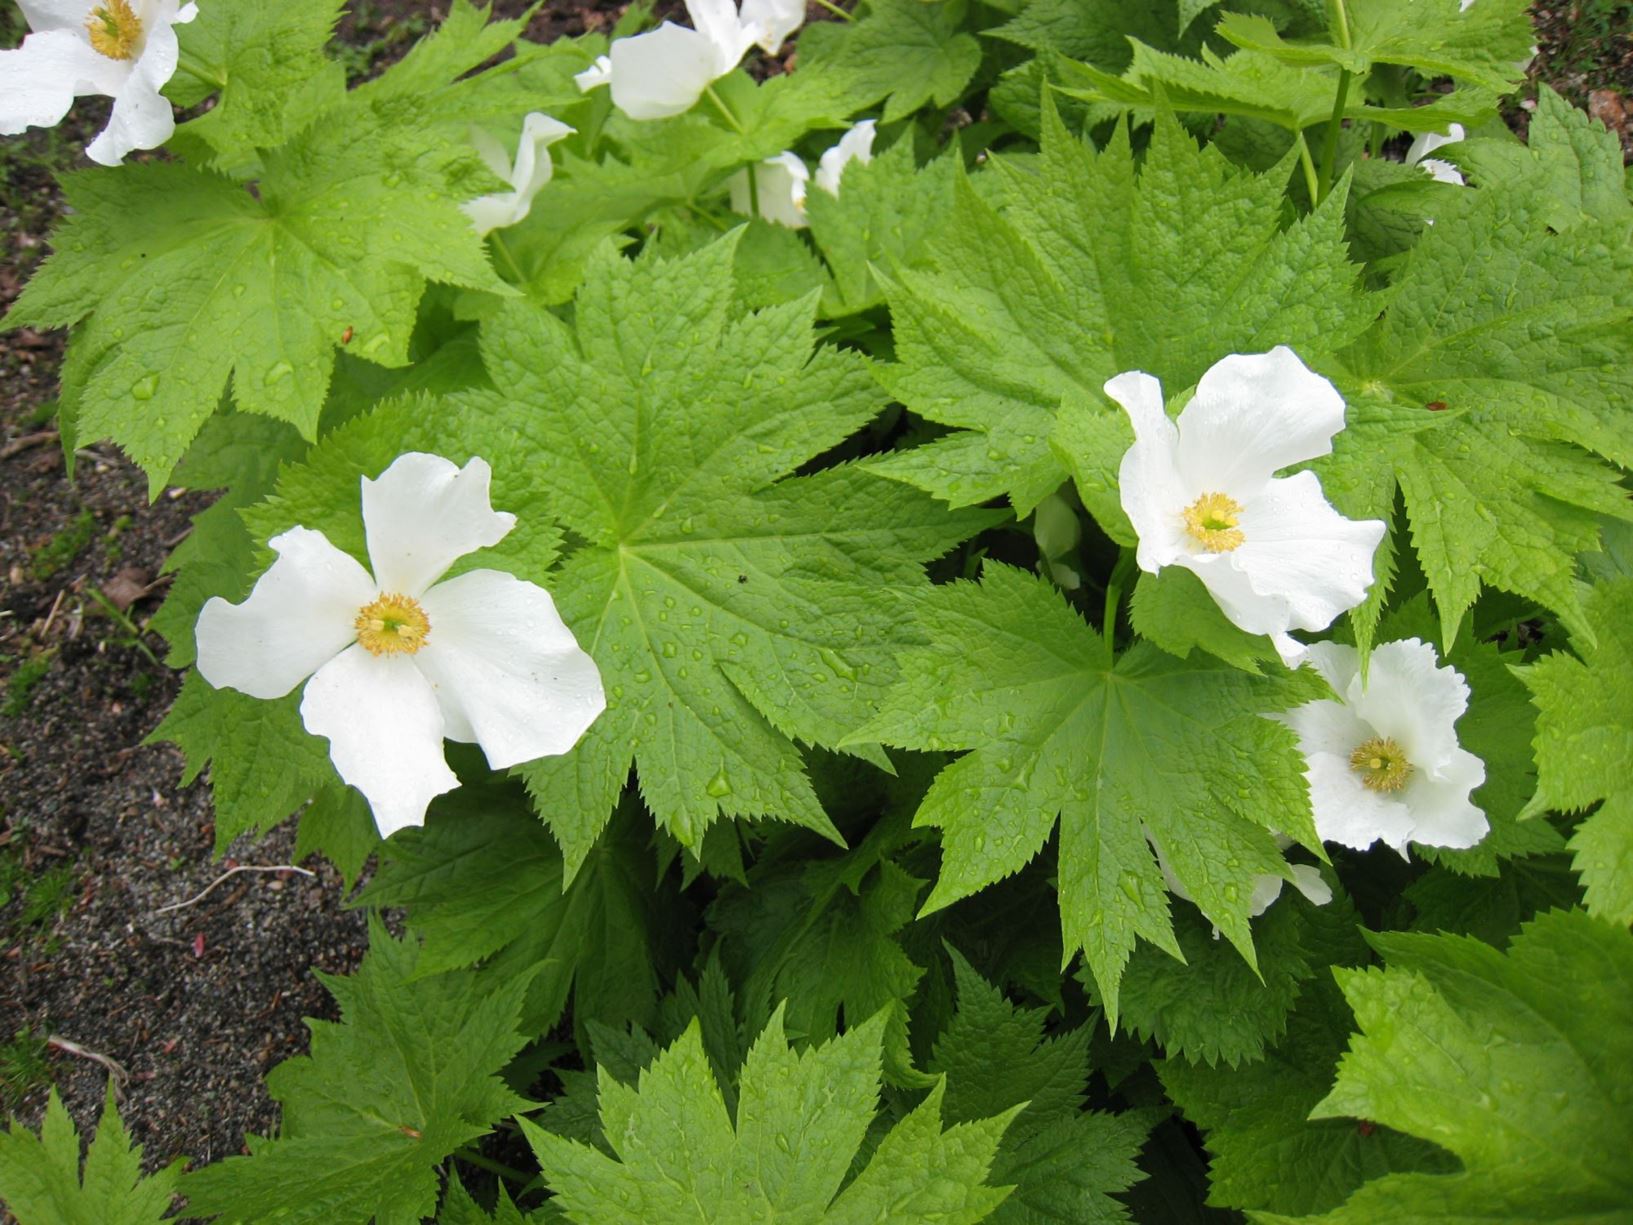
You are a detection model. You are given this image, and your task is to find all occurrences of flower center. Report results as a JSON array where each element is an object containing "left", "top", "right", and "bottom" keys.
[
  {"left": 1349, "top": 736, "right": 1413, "bottom": 793},
  {"left": 354, "top": 593, "right": 430, "bottom": 656},
  {"left": 86, "top": 0, "right": 143, "bottom": 60},
  {"left": 1183, "top": 491, "right": 1245, "bottom": 553}
]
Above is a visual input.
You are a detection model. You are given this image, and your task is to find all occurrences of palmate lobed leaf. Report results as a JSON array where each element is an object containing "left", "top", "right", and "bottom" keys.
[
  {"left": 182, "top": 918, "right": 533, "bottom": 1225},
  {"left": 438, "top": 236, "right": 994, "bottom": 870},
  {"left": 1516, "top": 579, "right": 1633, "bottom": 923},
  {"left": 525, "top": 1008, "right": 1020, "bottom": 1224},
  {"left": 6, "top": 4, "right": 520, "bottom": 492},
  {"left": 876, "top": 100, "right": 1372, "bottom": 515},
  {"left": 852, "top": 563, "right": 1322, "bottom": 1020},
  {"left": 1322, "top": 130, "right": 1633, "bottom": 649},
  {"left": 0, "top": 1084, "right": 181, "bottom": 1225},
  {"left": 1254, "top": 911, "right": 1633, "bottom": 1223}
]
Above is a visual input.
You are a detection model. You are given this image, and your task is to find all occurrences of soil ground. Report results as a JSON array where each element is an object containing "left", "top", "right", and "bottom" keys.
[{"left": 0, "top": 0, "right": 1628, "bottom": 1212}]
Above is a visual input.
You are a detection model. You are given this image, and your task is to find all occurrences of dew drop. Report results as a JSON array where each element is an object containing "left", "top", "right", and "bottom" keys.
[
  {"left": 130, "top": 373, "right": 159, "bottom": 401},
  {"left": 705, "top": 767, "right": 733, "bottom": 798},
  {"left": 264, "top": 361, "right": 293, "bottom": 386},
  {"left": 661, "top": 641, "right": 677, "bottom": 658}
]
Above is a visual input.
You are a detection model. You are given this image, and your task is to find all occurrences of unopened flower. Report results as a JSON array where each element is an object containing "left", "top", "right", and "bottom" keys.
[
  {"left": 0, "top": 0, "right": 199, "bottom": 165},
  {"left": 463, "top": 112, "right": 574, "bottom": 236},
  {"left": 574, "top": 0, "right": 806, "bottom": 120},
  {"left": 195, "top": 453, "right": 606, "bottom": 837},
  {"left": 1406, "top": 124, "right": 1466, "bottom": 186},
  {"left": 1151, "top": 833, "right": 1332, "bottom": 930},
  {"left": 1109, "top": 347, "right": 1386, "bottom": 666},
  {"left": 728, "top": 120, "right": 876, "bottom": 228},
  {"left": 1280, "top": 639, "right": 1488, "bottom": 855}
]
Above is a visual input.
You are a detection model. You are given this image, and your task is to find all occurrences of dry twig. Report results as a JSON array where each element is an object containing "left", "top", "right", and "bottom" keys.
[{"left": 152, "top": 864, "right": 316, "bottom": 916}]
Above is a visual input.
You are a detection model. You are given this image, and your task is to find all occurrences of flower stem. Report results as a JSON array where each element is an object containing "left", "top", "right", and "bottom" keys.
[
  {"left": 489, "top": 231, "right": 527, "bottom": 285},
  {"left": 1102, "top": 551, "right": 1137, "bottom": 653},
  {"left": 811, "top": 0, "right": 855, "bottom": 19},
  {"left": 453, "top": 1147, "right": 533, "bottom": 1186},
  {"left": 1326, "top": 0, "right": 1352, "bottom": 48},
  {"left": 746, "top": 164, "right": 761, "bottom": 220},
  {"left": 1293, "top": 131, "right": 1321, "bottom": 206},
  {"left": 1317, "top": 68, "right": 1353, "bottom": 203},
  {"left": 703, "top": 83, "right": 744, "bottom": 135}
]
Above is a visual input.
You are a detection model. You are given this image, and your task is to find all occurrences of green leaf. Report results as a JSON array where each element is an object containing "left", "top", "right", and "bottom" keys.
[
  {"left": 8, "top": 50, "right": 512, "bottom": 489},
  {"left": 183, "top": 917, "right": 533, "bottom": 1225},
  {"left": 1161, "top": 979, "right": 1458, "bottom": 1216},
  {"left": 1256, "top": 912, "right": 1633, "bottom": 1223},
  {"left": 1517, "top": 579, "right": 1633, "bottom": 923},
  {"left": 359, "top": 792, "right": 665, "bottom": 1038},
  {"left": 710, "top": 819, "right": 931, "bottom": 1087},
  {"left": 0, "top": 1085, "right": 181, "bottom": 1225},
  {"left": 1453, "top": 88, "right": 1633, "bottom": 232},
  {"left": 150, "top": 671, "right": 335, "bottom": 850},
  {"left": 525, "top": 1009, "right": 1019, "bottom": 1223},
  {"left": 854, "top": 563, "right": 1319, "bottom": 1021},
  {"left": 1216, "top": 0, "right": 1535, "bottom": 92},
  {"left": 877, "top": 103, "right": 1369, "bottom": 515},
  {"left": 169, "top": 0, "right": 346, "bottom": 159},
  {"left": 1326, "top": 167, "right": 1633, "bottom": 646},
  {"left": 926, "top": 949, "right": 1150, "bottom": 1223},
  {"left": 1107, "top": 882, "right": 1357, "bottom": 1068},
  {"left": 803, "top": 138, "right": 959, "bottom": 317},
  {"left": 799, "top": 0, "right": 982, "bottom": 123},
  {"left": 442, "top": 237, "right": 991, "bottom": 866}
]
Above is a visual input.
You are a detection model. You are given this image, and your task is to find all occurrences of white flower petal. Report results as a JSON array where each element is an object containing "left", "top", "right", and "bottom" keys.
[
  {"left": 1351, "top": 638, "right": 1470, "bottom": 773},
  {"left": 814, "top": 119, "right": 876, "bottom": 197},
  {"left": 300, "top": 647, "right": 458, "bottom": 837},
  {"left": 1400, "top": 749, "right": 1488, "bottom": 848},
  {"left": 462, "top": 113, "right": 573, "bottom": 236},
  {"left": 1282, "top": 692, "right": 1370, "bottom": 761},
  {"left": 1287, "top": 864, "right": 1332, "bottom": 906},
  {"left": 414, "top": 570, "right": 606, "bottom": 769},
  {"left": 0, "top": 29, "right": 123, "bottom": 135},
  {"left": 1246, "top": 872, "right": 1286, "bottom": 916},
  {"left": 740, "top": 0, "right": 805, "bottom": 53},
  {"left": 1407, "top": 124, "right": 1465, "bottom": 164},
  {"left": 1416, "top": 158, "right": 1466, "bottom": 186},
  {"left": 1174, "top": 550, "right": 1296, "bottom": 647},
  {"left": 575, "top": 53, "right": 612, "bottom": 92},
  {"left": 1235, "top": 470, "right": 1385, "bottom": 633},
  {"left": 17, "top": 1, "right": 99, "bottom": 35},
  {"left": 361, "top": 453, "right": 515, "bottom": 597},
  {"left": 686, "top": 0, "right": 758, "bottom": 68},
  {"left": 85, "top": 53, "right": 176, "bottom": 165},
  {"left": 195, "top": 527, "right": 375, "bottom": 700},
  {"left": 1305, "top": 751, "right": 1417, "bottom": 851},
  {"left": 1301, "top": 640, "right": 1359, "bottom": 697},
  {"left": 1108, "top": 370, "right": 1190, "bottom": 572},
  {"left": 606, "top": 23, "right": 724, "bottom": 120},
  {"left": 1175, "top": 347, "right": 1347, "bottom": 494},
  {"left": 731, "top": 152, "right": 809, "bottom": 228}
]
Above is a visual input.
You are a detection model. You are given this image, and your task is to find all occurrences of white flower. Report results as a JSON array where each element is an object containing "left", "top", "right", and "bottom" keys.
[
  {"left": 195, "top": 453, "right": 606, "bottom": 837},
  {"left": 462, "top": 112, "right": 574, "bottom": 236},
  {"left": 574, "top": 0, "right": 805, "bottom": 121},
  {"left": 1281, "top": 639, "right": 1488, "bottom": 856},
  {"left": 1109, "top": 346, "right": 1386, "bottom": 666},
  {"left": 1150, "top": 833, "right": 1332, "bottom": 932},
  {"left": 813, "top": 117, "right": 875, "bottom": 196},
  {"left": 728, "top": 120, "right": 876, "bottom": 228},
  {"left": 730, "top": 150, "right": 810, "bottom": 228},
  {"left": 1406, "top": 123, "right": 1466, "bottom": 186},
  {"left": 0, "top": 0, "right": 198, "bottom": 166}
]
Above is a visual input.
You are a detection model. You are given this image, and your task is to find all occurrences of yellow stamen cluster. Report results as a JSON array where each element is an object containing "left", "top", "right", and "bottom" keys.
[
  {"left": 1183, "top": 491, "right": 1245, "bottom": 553},
  {"left": 1350, "top": 736, "right": 1413, "bottom": 793},
  {"left": 86, "top": 0, "right": 143, "bottom": 60},
  {"left": 354, "top": 593, "right": 431, "bottom": 656}
]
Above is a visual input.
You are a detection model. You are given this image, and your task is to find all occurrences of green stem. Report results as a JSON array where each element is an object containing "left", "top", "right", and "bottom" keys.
[
  {"left": 489, "top": 231, "right": 527, "bottom": 285},
  {"left": 1327, "top": 0, "right": 1352, "bottom": 48},
  {"left": 176, "top": 46, "right": 226, "bottom": 89},
  {"left": 703, "top": 83, "right": 744, "bottom": 134},
  {"left": 1293, "top": 131, "right": 1321, "bottom": 206},
  {"left": 811, "top": 0, "right": 855, "bottom": 19},
  {"left": 453, "top": 1147, "right": 533, "bottom": 1186},
  {"left": 746, "top": 162, "right": 761, "bottom": 220},
  {"left": 1102, "top": 551, "right": 1136, "bottom": 653},
  {"left": 1317, "top": 68, "right": 1353, "bottom": 203}
]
